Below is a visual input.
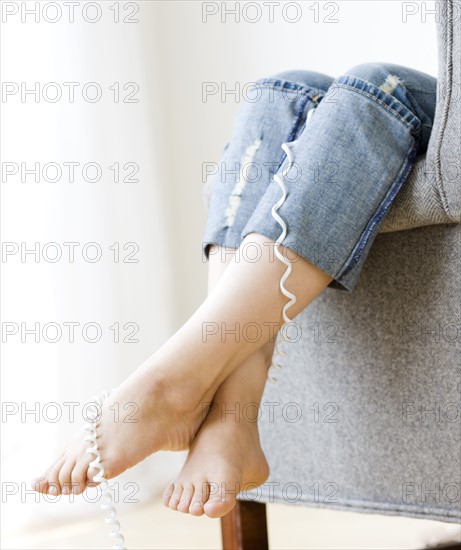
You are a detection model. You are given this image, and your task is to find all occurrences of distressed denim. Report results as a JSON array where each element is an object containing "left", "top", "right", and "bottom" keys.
[{"left": 202, "top": 63, "right": 437, "bottom": 291}]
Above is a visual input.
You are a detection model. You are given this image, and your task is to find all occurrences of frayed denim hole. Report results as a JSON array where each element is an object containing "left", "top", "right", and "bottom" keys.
[{"left": 224, "top": 137, "right": 262, "bottom": 229}]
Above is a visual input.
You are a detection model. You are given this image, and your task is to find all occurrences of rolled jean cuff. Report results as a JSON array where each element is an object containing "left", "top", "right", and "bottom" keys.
[
  {"left": 202, "top": 67, "right": 427, "bottom": 292},
  {"left": 240, "top": 140, "right": 419, "bottom": 292},
  {"left": 239, "top": 74, "right": 422, "bottom": 291},
  {"left": 202, "top": 74, "right": 329, "bottom": 259},
  {"left": 333, "top": 74, "right": 422, "bottom": 130}
]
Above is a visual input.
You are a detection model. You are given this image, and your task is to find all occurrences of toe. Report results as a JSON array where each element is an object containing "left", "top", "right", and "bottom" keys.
[
  {"left": 162, "top": 483, "right": 175, "bottom": 507},
  {"left": 31, "top": 449, "right": 65, "bottom": 494},
  {"left": 46, "top": 457, "right": 66, "bottom": 496},
  {"left": 71, "top": 458, "right": 91, "bottom": 495},
  {"left": 189, "top": 482, "right": 209, "bottom": 516},
  {"left": 30, "top": 477, "right": 49, "bottom": 494},
  {"left": 59, "top": 459, "right": 76, "bottom": 495},
  {"left": 168, "top": 483, "right": 183, "bottom": 511},
  {"left": 203, "top": 480, "right": 239, "bottom": 518},
  {"left": 189, "top": 500, "right": 205, "bottom": 516},
  {"left": 30, "top": 467, "right": 52, "bottom": 494},
  {"left": 204, "top": 497, "right": 236, "bottom": 518},
  {"left": 177, "top": 484, "right": 194, "bottom": 514}
]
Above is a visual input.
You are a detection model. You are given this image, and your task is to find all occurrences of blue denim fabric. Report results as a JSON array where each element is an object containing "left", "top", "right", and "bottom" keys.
[{"left": 202, "top": 63, "right": 437, "bottom": 291}]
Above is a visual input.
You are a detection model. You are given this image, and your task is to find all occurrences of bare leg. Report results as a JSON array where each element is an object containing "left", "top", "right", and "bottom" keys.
[
  {"left": 31, "top": 233, "right": 332, "bottom": 496},
  {"left": 163, "top": 346, "right": 272, "bottom": 518},
  {"left": 163, "top": 243, "right": 274, "bottom": 517}
]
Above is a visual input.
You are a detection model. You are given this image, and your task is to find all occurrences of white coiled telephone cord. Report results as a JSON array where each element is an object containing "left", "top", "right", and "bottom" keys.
[
  {"left": 85, "top": 390, "right": 127, "bottom": 550},
  {"left": 268, "top": 106, "right": 316, "bottom": 383},
  {"left": 82, "top": 107, "right": 316, "bottom": 549}
]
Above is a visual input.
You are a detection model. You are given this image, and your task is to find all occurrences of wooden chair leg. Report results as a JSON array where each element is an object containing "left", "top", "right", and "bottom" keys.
[
  {"left": 221, "top": 500, "right": 269, "bottom": 550},
  {"left": 220, "top": 501, "right": 460, "bottom": 550}
]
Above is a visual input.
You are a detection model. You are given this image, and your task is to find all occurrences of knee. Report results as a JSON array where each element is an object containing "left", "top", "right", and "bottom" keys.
[
  {"left": 266, "top": 69, "right": 315, "bottom": 83},
  {"left": 343, "top": 62, "right": 398, "bottom": 89},
  {"left": 262, "top": 70, "right": 334, "bottom": 93}
]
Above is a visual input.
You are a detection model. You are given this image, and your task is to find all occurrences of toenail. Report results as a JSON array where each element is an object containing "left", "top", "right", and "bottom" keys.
[
  {"left": 62, "top": 486, "right": 69, "bottom": 495},
  {"left": 72, "top": 486, "right": 80, "bottom": 494},
  {"left": 48, "top": 486, "right": 58, "bottom": 495},
  {"left": 191, "top": 502, "right": 202, "bottom": 511}
]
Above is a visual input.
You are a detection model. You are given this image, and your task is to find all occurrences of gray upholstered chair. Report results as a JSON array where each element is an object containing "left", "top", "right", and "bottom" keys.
[{"left": 221, "top": 1, "right": 461, "bottom": 547}]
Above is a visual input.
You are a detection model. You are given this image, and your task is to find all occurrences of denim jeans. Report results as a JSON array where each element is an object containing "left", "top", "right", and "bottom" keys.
[{"left": 202, "top": 63, "right": 437, "bottom": 291}]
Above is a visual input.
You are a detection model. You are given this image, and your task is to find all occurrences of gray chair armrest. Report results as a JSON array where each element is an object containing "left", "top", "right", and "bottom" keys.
[{"left": 381, "top": 0, "right": 461, "bottom": 233}]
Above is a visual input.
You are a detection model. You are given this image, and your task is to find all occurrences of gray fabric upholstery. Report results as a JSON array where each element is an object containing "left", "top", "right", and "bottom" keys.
[
  {"left": 381, "top": 0, "right": 461, "bottom": 233},
  {"left": 245, "top": 223, "right": 460, "bottom": 522},
  {"left": 243, "top": 0, "right": 461, "bottom": 523},
  {"left": 436, "top": 0, "right": 461, "bottom": 223}
]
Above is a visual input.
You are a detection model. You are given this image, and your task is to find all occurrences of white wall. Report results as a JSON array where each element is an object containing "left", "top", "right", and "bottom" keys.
[{"left": 1, "top": 0, "right": 438, "bottom": 533}]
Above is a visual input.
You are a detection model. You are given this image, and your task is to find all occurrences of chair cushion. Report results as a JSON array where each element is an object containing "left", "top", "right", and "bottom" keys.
[{"left": 243, "top": 223, "right": 461, "bottom": 523}]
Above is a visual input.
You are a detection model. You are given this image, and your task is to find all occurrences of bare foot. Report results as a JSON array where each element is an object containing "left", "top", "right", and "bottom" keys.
[
  {"left": 31, "top": 235, "right": 331, "bottom": 497},
  {"left": 163, "top": 348, "right": 270, "bottom": 518},
  {"left": 30, "top": 353, "right": 220, "bottom": 496}
]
